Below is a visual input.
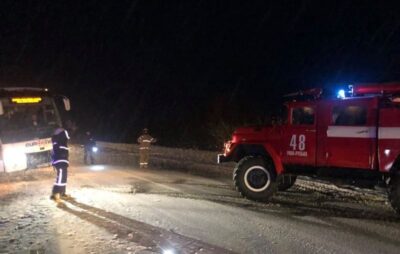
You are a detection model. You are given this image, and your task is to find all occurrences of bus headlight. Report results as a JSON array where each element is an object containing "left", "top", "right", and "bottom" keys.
[{"left": 3, "top": 147, "right": 27, "bottom": 171}]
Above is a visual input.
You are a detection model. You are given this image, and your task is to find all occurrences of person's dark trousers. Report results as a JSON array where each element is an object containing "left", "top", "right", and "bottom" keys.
[
  {"left": 84, "top": 149, "right": 94, "bottom": 164},
  {"left": 51, "top": 165, "right": 68, "bottom": 195}
]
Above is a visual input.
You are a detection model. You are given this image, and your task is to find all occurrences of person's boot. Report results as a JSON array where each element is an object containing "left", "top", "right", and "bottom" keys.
[
  {"left": 50, "top": 193, "right": 62, "bottom": 203},
  {"left": 61, "top": 194, "right": 74, "bottom": 201}
]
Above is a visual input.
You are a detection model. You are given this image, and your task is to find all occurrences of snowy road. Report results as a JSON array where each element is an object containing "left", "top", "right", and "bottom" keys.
[{"left": 1, "top": 165, "right": 400, "bottom": 254}]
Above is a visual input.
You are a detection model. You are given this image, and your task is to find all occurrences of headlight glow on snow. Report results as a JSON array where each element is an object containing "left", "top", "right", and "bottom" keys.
[
  {"left": 163, "top": 249, "right": 175, "bottom": 254},
  {"left": 90, "top": 165, "right": 105, "bottom": 171}
]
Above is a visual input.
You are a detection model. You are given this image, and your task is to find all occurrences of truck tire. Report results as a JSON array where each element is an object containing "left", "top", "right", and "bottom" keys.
[
  {"left": 389, "top": 177, "right": 400, "bottom": 215},
  {"left": 233, "top": 156, "right": 277, "bottom": 201},
  {"left": 278, "top": 175, "right": 297, "bottom": 191}
]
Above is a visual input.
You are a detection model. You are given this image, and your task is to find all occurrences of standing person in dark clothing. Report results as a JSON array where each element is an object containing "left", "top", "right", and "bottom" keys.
[
  {"left": 83, "top": 131, "right": 96, "bottom": 164},
  {"left": 50, "top": 128, "right": 70, "bottom": 202}
]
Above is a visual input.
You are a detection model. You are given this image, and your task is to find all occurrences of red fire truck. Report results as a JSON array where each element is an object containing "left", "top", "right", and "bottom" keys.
[{"left": 217, "top": 82, "right": 400, "bottom": 214}]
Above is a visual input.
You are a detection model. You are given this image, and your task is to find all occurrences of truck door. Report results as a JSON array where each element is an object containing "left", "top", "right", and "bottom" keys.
[
  {"left": 324, "top": 98, "right": 377, "bottom": 169},
  {"left": 282, "top": 103, "right": 317, "bottom": 166},
  {"left": 377, "top": 103, "right": 400, "bottom": 172}
]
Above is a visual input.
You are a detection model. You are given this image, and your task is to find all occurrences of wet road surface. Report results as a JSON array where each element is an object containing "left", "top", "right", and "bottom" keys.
[{"left": 1, "top": 164, "right": 400, "bottom": 253}]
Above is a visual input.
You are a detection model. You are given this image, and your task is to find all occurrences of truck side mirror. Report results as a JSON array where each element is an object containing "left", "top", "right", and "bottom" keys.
[
  {"left": 63, "top": 98, "right": 71, "bottom": 111},
  {"left": 0, "top": 101, "right": 3, "bottom": 115}
]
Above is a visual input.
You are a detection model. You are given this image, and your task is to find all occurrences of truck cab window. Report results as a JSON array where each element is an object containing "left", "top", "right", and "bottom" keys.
[
  {"left": 272, "top": 105, "right": 288, "bottom": 125},
  {"left": 292, "top": 106, "right": 314, "bottom": 125},
  {"left": 332, "top": 105, "right": 367, "bottom": 126}
]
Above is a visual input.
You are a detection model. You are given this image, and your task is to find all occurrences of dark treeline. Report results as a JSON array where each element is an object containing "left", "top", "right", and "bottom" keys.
[{"left": 1, "top": 1, "right": 400, "bottom": 149}]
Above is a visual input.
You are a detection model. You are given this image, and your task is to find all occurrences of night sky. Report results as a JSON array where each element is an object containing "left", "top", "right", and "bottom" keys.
[{"left": 1, "top": 1, "right": 400, "bottom": 149}]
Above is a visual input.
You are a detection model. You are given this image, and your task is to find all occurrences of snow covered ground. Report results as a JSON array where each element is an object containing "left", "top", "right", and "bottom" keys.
[{"left": 1, "top": 163, "right": 400, "bottom": 254}]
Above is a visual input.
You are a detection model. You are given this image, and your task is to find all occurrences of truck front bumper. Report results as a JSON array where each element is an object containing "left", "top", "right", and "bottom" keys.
[{"left": 217, "top": 154, "right": 230, "bottom": 164}]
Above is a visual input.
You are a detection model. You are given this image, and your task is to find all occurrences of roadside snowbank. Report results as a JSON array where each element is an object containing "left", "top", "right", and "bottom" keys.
[
  {"left": 0, "top": 142, "right": 232, "bottom": 184},
  {"left": 70, "top": 142, "right": 234, "bottom": 177}
]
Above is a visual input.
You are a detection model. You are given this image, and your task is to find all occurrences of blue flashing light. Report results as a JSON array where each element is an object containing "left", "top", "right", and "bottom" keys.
[{"left": 337, "top": 89, "right": 346, "bottom": 99}]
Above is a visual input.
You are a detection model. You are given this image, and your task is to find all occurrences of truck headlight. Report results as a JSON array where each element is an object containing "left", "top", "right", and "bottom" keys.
[{"left": 224, "top": 141, "right": 232, "bottom": 155}]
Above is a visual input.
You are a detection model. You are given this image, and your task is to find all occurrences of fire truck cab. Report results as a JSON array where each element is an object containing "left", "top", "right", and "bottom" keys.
[{"left": 218, "top": 83, "right": 400, "bottom": 214}]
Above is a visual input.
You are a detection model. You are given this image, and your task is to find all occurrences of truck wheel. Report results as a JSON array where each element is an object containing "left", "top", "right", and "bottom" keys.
[
  {"left": 233, "top": 156, "right": 277, "bottom": 201},
  {"left": 278, "top": 175, "right": 297, "bottom": 191},
  {"left": 389, "top": 177, "right": 400, "bottom": 214}
]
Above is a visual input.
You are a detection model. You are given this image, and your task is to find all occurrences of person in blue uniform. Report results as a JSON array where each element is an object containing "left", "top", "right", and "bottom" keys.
[{"left": 50, "top": 128, "right": 70, "bottom": 202}]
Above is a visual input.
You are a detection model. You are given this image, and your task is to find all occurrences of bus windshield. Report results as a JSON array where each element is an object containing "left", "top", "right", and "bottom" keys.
[{"left": 0, "top": 97, "right": 61, "bottom": 142}]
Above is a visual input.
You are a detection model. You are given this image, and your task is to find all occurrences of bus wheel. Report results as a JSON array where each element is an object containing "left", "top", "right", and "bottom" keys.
[{"left": 233, "top": 156, "right": 277, "bottom": 201}]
